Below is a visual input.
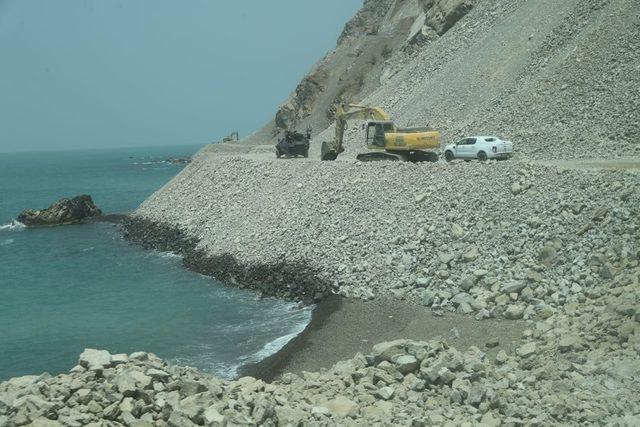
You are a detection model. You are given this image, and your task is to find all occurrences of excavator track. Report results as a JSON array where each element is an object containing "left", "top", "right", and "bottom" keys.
[
  {"left": 403, "top": 151, "right": 439, "bottom": 163},
  {"left": 355, "top": 152, "right": 401, "bottom": 162},
  {"left": 356, "top": 150, "right": 439, "bottom": 162}
]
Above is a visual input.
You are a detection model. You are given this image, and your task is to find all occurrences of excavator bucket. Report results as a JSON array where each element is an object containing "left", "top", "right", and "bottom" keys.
[{"left": 320, "top": 141, "right": 340, "bottom": 161}]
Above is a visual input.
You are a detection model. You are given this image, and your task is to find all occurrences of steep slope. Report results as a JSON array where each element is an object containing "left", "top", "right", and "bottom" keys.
[
  {"left": 360, "top": 0, "right": 640, "bottom": 158},
  {"left": 245, "top": 0, "right": 639, "bottom": 160},
  {"left": 243, "top": 0, "right": 479, "bottom": 146}
]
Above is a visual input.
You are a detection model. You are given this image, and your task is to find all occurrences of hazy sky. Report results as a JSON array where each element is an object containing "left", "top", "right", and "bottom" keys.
[{"left": 0, "top": 0, "right": 361, "bottom": 152}]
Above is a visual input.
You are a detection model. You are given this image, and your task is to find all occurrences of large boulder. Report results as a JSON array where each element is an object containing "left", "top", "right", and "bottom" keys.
[
  {"left": 425, "top": 0, "right": 475, "bottom": 35},
  {"left": 78, "top": 349, "right": 112, "bottom": 371},
  {"left": 325, "top": 396, "right": 359, "bottom": 418},
  {"left": 18, "top": 195, "right": 101, "bottom": 227},
  {"left": 372, "top": 340, "right": 408, "bottom": 363},
  {"left": 408, "top": 0, "right": 475, "bottom": 43}
]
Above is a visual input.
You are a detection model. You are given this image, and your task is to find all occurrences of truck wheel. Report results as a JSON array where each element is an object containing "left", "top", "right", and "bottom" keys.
[
  {"left": 478, "top": 151, "right": 488, "bottom": 162},
  {"left": 444, "top": 151, "right": 454, "bottom": 162}
]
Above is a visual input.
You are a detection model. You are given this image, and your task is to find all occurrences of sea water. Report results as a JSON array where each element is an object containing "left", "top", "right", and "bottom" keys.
[{"left": 0, "top": 146, "right": 311, "bottom": 381}]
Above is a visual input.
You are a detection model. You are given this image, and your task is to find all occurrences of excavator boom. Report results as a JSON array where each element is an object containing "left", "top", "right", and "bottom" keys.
[{"left": 321, "top": 104, "right": 391, "bottom": 161}]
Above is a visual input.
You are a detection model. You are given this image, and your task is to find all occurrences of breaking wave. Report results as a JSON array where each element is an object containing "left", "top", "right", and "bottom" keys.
[
  {"left": 247, "top": 316, "right": 310, "bottom": 363},
  {"left": 218, "top": 317, "right": 311, "bottom": 379},
  {"left": 160, "top": 251, "right": 182, "bottom": 259},
  {"left": 227, "top": 305, "right": 313, "bottom": 378},
  {"left": 0, "top": 220, "right": 25, "bottom": 232},
  {"left": 170, "top": 304, "right": 313, "bottom": 380}
]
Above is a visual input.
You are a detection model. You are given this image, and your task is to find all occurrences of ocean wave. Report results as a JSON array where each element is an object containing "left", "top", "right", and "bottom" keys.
[
  {"left": 238, "top": 306, "right": 313, "bottom": 367},
  {"left": 173, "top": 305, "right": 312, "bottom": 379},
  {"left": 210, "top": 319, "right": 310, "bottom": 379},
  {"left": 0, "top": 238, "right": 14, "bottom": 246},
  {"left": 249, "top": 324, "right": 307, "bottom": 362},
  {"left": 0, "top": 220, "right": 25, "bottom": 232},
  {"left": 160, "top": 251, "right": 182, "bottom": 259},
  {"left": 144, "top": 250, "right": 183, "bottom": 262}
]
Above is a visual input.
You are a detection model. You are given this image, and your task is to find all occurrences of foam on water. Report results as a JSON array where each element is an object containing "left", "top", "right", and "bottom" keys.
[
  {"left": 247, "top": 311, "right": 311, "bottom": 362},
  {"left": 160, "top": 251, "right": 182, "bottom": 259},
  {"left": 0, "top": 220, "right": 25, "bottom": 232},
  {"left": 170, "top": 303, "right": 313, "bottom": 379},
  {"left": 1, "top": 238, "right": 15, "bottom": 246},
  {"left": 229, "top": 304, "right": 313, "bottom": 377}
]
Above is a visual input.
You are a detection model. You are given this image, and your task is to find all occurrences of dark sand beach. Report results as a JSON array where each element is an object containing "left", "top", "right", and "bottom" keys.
[{"left": 242, "top": 295, "right": 526, "bottom": 381}]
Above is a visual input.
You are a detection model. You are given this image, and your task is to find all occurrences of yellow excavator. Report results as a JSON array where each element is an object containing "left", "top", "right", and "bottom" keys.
[{"left": 321, "top": 104, "right": 440, "bottom": 162}]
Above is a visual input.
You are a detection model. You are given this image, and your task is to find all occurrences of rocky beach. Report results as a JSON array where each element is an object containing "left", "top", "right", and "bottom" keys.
[
  {"left": 2, "top": 0, "right": 640, "bottom": 425},
  {"left": 6, "top": 139, "right": 636, "bottom": 425}
]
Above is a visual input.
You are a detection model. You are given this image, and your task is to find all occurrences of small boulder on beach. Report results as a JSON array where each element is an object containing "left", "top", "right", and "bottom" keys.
[{"left": 17, "top": 195, "right": 102, "bottom": 227}]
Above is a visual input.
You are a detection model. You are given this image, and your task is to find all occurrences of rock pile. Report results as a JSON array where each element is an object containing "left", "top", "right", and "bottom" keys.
[
  {"left": 363, "top": 0, "right": 640, "bottom": 158},
  {"left": 132, "top": 155, "right": 639, "bottom": 323},
  {"left": 123, "top": 218, "right": 333, "bottom": 305},
  {"left": 247, "top": 0, "right": 639, "bottom": 159},
  {"left": 17, "top": 195, "right": 102, "bottom": 227},
  {"left": 3, "top": 282, "right": 639, "bottom": 427},
  {"left": 119, "top": 101, "right": 640, "bottom": 419}
]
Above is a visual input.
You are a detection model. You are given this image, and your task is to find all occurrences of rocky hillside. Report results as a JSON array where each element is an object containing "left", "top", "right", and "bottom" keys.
[
  {"left": 246, "top": 0, "right": 639, "bottom": 159},
  {"left": 244, "top": 0, "right": 481, "bottom": 146}
]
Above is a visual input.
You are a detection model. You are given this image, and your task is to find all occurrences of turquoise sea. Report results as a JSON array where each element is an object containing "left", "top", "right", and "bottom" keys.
[{"left": 0, "top": 146, "right": 311, "bottom": 381}]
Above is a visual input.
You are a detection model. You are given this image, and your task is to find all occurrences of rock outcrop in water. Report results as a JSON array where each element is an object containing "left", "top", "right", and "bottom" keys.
[{"left": 17, "top": 195, "right": 102, "bottom": 227}]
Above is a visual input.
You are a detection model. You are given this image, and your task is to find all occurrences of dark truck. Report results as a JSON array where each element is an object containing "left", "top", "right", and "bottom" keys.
[{"left": 275, "top": 128, "right": 311, "bottom": 158}]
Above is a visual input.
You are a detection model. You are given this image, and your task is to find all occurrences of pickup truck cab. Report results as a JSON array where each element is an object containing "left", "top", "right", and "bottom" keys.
[{"left": 444, "top": 136, "right": 513, "bottom": 162}]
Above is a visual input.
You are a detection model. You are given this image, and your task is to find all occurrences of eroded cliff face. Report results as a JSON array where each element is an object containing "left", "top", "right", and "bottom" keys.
[{"left": 246, "top": 0, "right": 475, "bottom": 144}]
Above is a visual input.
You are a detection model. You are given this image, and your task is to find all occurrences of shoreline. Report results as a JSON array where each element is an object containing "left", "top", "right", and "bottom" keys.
[
  {"left": 241, "top": 295, "right": 527, "bottom": 381},
  {"left": 0, "top": 211, "right": 539, "bottom": 383},
  {"left": 121, "top": 216, "right": 333, "bottom": 305},
  {"left": 3, "top": 213, "right": 329, "bottom": 381},
  {"left": 120, "top": 215, "right": 340, "bottom": 378},
  {"left": 120, "top": 216, "right": 529, "bottom": 382},
  {"left": 239, "top": 294, "right": 343, "bottom": 381}
]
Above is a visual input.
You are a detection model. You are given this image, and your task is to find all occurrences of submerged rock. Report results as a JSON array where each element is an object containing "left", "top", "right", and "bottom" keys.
[
  {"left": 165, "top": 157, "right": 191, "bottom": 165},
  {"left": 17, "top": 195, "right": 101, "bottom": 227}
]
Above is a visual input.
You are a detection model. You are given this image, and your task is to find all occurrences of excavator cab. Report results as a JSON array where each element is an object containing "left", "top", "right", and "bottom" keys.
[{"left": 366, "top": 121, "right": 394, "bottom": 149}]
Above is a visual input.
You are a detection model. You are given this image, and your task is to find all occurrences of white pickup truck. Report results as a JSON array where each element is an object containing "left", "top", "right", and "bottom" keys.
[{"left": 444, "top": 136, "right": 514, "bottom": 162}]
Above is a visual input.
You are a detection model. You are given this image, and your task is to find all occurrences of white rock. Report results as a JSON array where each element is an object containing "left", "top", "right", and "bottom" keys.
[
  {"left": 78, "top": 349, "right": 111, "bottom": 370},
  {"left": 204, "top": 406, "right": 225, "bottom": 424},
  {"left": 325, "top": 396, "right": 359, "bottom": 418},
  {"left": 517, "top": 342, "right": 537, "bottom": 358},
  {"left": 311, "top": 406, "right": 331, "bottom": 417},
  {"left": 375, "top": 386, "right": 395, "bottom": 401}
]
